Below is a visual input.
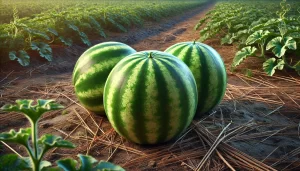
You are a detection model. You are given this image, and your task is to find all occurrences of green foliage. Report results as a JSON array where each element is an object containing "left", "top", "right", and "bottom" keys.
[
  {"left": 31, "top": 42, "right": 53, "bottom": 61},
  {"left": 246, "top": 30, "right": 270, "bottom": 45},
  {"left": 0, "top": 0, "right": 206, "bottom": 66},
  {"left": 0, "top": 99, "right": 125, "bottom": 171},
  {"left": 197, "top": 0, "right": 300, "bottom": 76},
  {"left": 57, "top": 155, "right": 125, "bottom": 171},
  {"left": 266, "top": 36, "right": 297, "bottom": 57},
  {"left": 232, "top": 46, "right": 257, "bottom": 67},
  {"left": 1, "top": 99, "right": 64, "bottom": 122},
  {"left": 0, "top": 128, "right": 31, "bottom": 146},
  {"left": 0, "top": 154, "right": 31, "bottom": 171},
  {"left": 263, "top": 58, "right": 285, "bottom": 76},
  {"left": 9, "top": 50, "right": 30, "bottom": 66}
]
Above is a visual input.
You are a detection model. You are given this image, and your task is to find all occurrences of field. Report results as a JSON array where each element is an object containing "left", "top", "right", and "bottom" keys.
[{"left": 0, "top": 0, "right": 300, "bottom": 170}]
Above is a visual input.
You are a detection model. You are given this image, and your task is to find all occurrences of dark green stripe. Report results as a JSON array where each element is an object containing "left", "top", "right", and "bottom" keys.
[
  {"left": 152, "top": 60, "right": 172, "bottom": 143},
  {"left": 73, "top": 47, "right": 135, "bottom": 84},
  {"left": 202, "top": 45, "right": 226, "bottom": 112},
  {"left": 129, "top": 60, "right": 148, "bottom": 144},
  {"left": 72, "top": 42, "right": 130, "bottom": 84},
  {"left": 195, "top": 45, "right": 210, "bottom": 115},
  {"left": 159, "top": 59, "right": 192, "bottom": 139},
  {"left": 180, "top": 45, "right": 194, "bottom": 67},
  {"left": 82, "top": 42, "right": 129, "bottom": 58},
  {"left": 75, "top": 69, "right": 110, "bottom": 93},
  {"left": 104, "top": 58, "right": 142, "bottom": 141},
  {"left": 165, "top": 43, "right": 186, "bottom": 54}
]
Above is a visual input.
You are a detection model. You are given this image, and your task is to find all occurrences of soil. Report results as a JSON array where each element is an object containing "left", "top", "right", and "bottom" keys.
[{"left": 1, "top": 1, "right": 300, "bottom": 170}]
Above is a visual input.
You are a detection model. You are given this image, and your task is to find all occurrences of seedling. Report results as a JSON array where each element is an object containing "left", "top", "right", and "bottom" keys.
[{"left": 0, "top": 99, "right": 125, "bottom": 171}]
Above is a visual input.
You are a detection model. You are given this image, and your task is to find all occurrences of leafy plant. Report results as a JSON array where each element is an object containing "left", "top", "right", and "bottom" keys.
[
  {"left": 196, "top": 0, "right": 300, "bottom": 76},
  {"left": 0, "top": 99, "right": 125, "bottom": 171},
  {"left": 232, "top": 0, "right": 299, "bottom": 76},
  {"left": 0, "top": 0, "right": 207, "bottom": 66}
]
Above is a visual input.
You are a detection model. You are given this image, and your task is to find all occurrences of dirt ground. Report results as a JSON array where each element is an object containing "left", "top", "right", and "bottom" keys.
[{"left": 1, "top": 1, "right": 300, "bottom": 170}]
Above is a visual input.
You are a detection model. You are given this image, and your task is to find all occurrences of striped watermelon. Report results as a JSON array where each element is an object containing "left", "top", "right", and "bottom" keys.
[
  {"left": 72, "top": 42, "right": 136, "bottom": 114},
  {"left": 103, "top": 50, "right": 198, "bottom": 144},
  {"left": 165, "top": 41, "right": 227, "bottom": 116}
]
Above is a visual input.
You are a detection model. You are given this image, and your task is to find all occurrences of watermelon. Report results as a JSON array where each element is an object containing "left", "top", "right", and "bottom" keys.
[
  {"left": 165, "top": 41, "right": 227, "bottom": 116},
  {"left": 72, "top": 42, "right": 136, "bottom": 114},
  {"left": 103, "top": 50, "right": 198, "bottom": 144}
]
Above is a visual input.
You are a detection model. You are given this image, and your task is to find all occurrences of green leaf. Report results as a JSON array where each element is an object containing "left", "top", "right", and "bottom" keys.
[
  {"left": 232, "top": 46, "right": 257, "bottom": 67},
  {"left": 221, "top": 34, "right": 233, "bottom": 45},
  {"left": 79, "top": 32, "right": 91, "bottom": 46},
  {"left": 194, "top": 17, "right": 208, "bottom": 30},
  {"left": 67, "top": 23, "right": 80, "bottom": 32},
  {"left": 40, "top": 161, "right": 52, "bottom": 170},
  {"left": 293, "top": 61, "right": 300, "bottom": 75},
  {"left": 47, "top": 28, "right": 58, "bottom": 36},
  {"left": 89, "top": 16, "right": 106, "bottom": 38},
  {"left": 56, "top": 158, "right": 78, "bottom": 171},
  {"left": 107, "top": 17, "right": 127, "bottom": 32},
  {"left": 233, "top": 24, "right": 246, "bottom": 31},
  {"left": 38, "top": 134, "right": 75, "bottom": 153},
  {"left": 244, "top": 69, "right": 253, "bottom": 77},
  {"left": 42, "top": 167, "right": 62, "bottom": 171},
  {"left": 78, "top": 155, "right": 98, "bottom": 171},
  {"left": 9, "top": 50, "right": 30, "bottom": 66},
  {"left": 263, "top": 58, "right": 285, "bottom": 76},
  {"left": 95, "top": 161, "right": 125, "bottom": 171},
  {"left": 23, "top": 28, "right": 50, "bottom": 40},
  {"left": 0, "top": 154, "right": 31, "bottom": 171},
  {"left": 0, "top": 128, "right": 31, "bottom": 146},
  {"left": 56, "top": 154, "right": 125, "bottom": 171},
  {"left": 31, "top": 42, "right": 53, "bottom": 61},
  {"left": 266, "top": 36, "right": 297, "bottom": 57},
  {"left": 1, "top": 99, "right": 64, "bottom": 123},
  {"left": 246, "top": 30, "right": 270, "bottom": 45},
  {"left": 59, "top": 36, "right": 72, "bottom": 46}
]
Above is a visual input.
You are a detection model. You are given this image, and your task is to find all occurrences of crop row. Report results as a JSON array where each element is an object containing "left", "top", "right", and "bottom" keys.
[
  {"left": 0, "top": 0, "right": 207, "bottom": 66},
  {"left": 1, "top": 0, "right": 188, "bottom": 24},
  {"left": 195, "top": 0, "right": 300, "bottom": 76}
]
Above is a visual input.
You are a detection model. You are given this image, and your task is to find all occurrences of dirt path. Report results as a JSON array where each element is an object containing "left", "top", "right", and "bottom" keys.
[{"left": 1, "top": 1, "right": 300, "bottom": 170}]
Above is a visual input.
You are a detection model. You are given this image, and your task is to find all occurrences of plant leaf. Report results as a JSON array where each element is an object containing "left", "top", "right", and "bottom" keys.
[
  {"left": 78, "top": 155, "right": 98, "bottom": 171},
  {"left": 294, "top": 61, "right": 300, "bottom": 75},
  {"left": 221, "top": 34, "right": 233, "bottom": 45},
  {"left": 0, "top": 154, "right": 31, "bottom": 171},
  {"left": 23, "top": 28, "right": 50, "bottom": 40},
  {"left": 79, "top": 32, "right": 91, "bottom": 46},
  {"left": 95, "top": 161, "right": 125, "bottom": 171},
  {"left": 89, "top": 16, "right": 106, "bottom": 38},
  {"left": 40, "top": 161, "right": 52, "bottom": 170},
  {"left": 42, "top": 167, "right": 62, "bottom": 171},
  {"left": 59, "top": 36, "right": 72, "bottom": 46},
  {"left": 47, "top": 28, "right": 58, "bottom": 36},
  {"left": 266, "top": 36, "right": 297, "bottom": 57},
  {"left": 0, "top": 128, "right": 31, "bottom": 146},
  {"left": 9, "top": 50, "right": 30, "bottom": 66},
  {"left": 107, "top": 17, "right": 127, "bottom": 32},
  {"left": 38, "top": 134, "right": 75, "bottom": 153},
  {"left": 56, "top": 154, "right": 125, "bottom": 171},
  {"left": 67, "top": 23, "right": 80, "bottom": 32},
  {"left": 56, "top": 158, "right": 78, "bottom": 171},
  {"left": 1, "top": 99, "right": 64, "bottom": 122},
  {"left": 263, "top": 58, "right": 285, "bottom": 76},
  {"left": 232, "top": 46, "right": 257, "bottom": 67},
  {"left": 31, "top": 42, "right": 53, "bottom": 61},
  {"left": 246, "top": 30, "right": 270, "bottom": 45}
]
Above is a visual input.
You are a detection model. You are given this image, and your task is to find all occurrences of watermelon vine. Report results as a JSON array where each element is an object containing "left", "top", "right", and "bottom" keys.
[
  {"left": 0, "top": 0, "right": 207, "bottom": 66},
  {"left": 195, "top": 0, "right": 300, "bottom": 76}
]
